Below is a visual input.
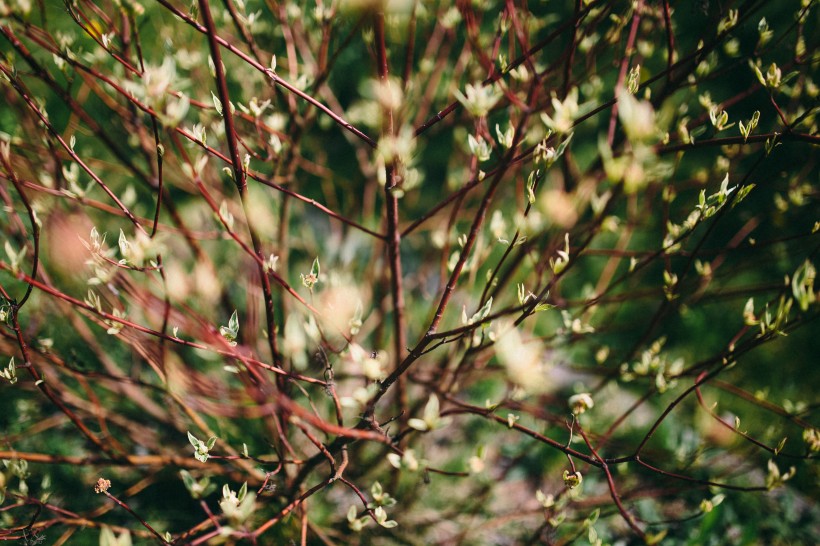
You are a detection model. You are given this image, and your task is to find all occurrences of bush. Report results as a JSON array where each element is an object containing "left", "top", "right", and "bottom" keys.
[{"left": 0, "top": 0, "right": 818, "bottom": 544}]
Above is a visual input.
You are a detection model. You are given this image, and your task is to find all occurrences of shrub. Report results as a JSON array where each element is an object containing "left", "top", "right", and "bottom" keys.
[{"left": 0, "top": 0, "right": 818, "bottom": 544}]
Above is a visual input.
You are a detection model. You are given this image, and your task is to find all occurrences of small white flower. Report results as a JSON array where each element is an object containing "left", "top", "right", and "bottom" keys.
[
  {"left": 536, "top": 489, "right": 555, "bottom": 508},
  {"left": 468, "top": 455, "right": 485, "bottom": 474},
  {"left": 541, "top": 88, "right": 579, "bottom": 134},
  {"left": 617, "top": 89, "right": 657, "bottom": 142},
  {"left": 408, "top": 394, "right": 452, "bottom": 432},
  {"left": 387, "top": 449, "right": 421, "bottom": 472},
  {"left": 347, "top": 505, "right": 370, "bottom": 532},
  {"left": 454, "top": 83, "right": 501, "bottom": 118},
  {"left": 562, "top": 470, "right": 583, "bottom": 489},
  {"left": 568, "top": 393, "right": 594, "bottom": 415}
]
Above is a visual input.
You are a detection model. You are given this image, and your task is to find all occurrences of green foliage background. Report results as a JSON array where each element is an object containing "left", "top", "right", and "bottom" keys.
[{"left": 0, "top": 0, "right": 818, "bottom": 544}]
